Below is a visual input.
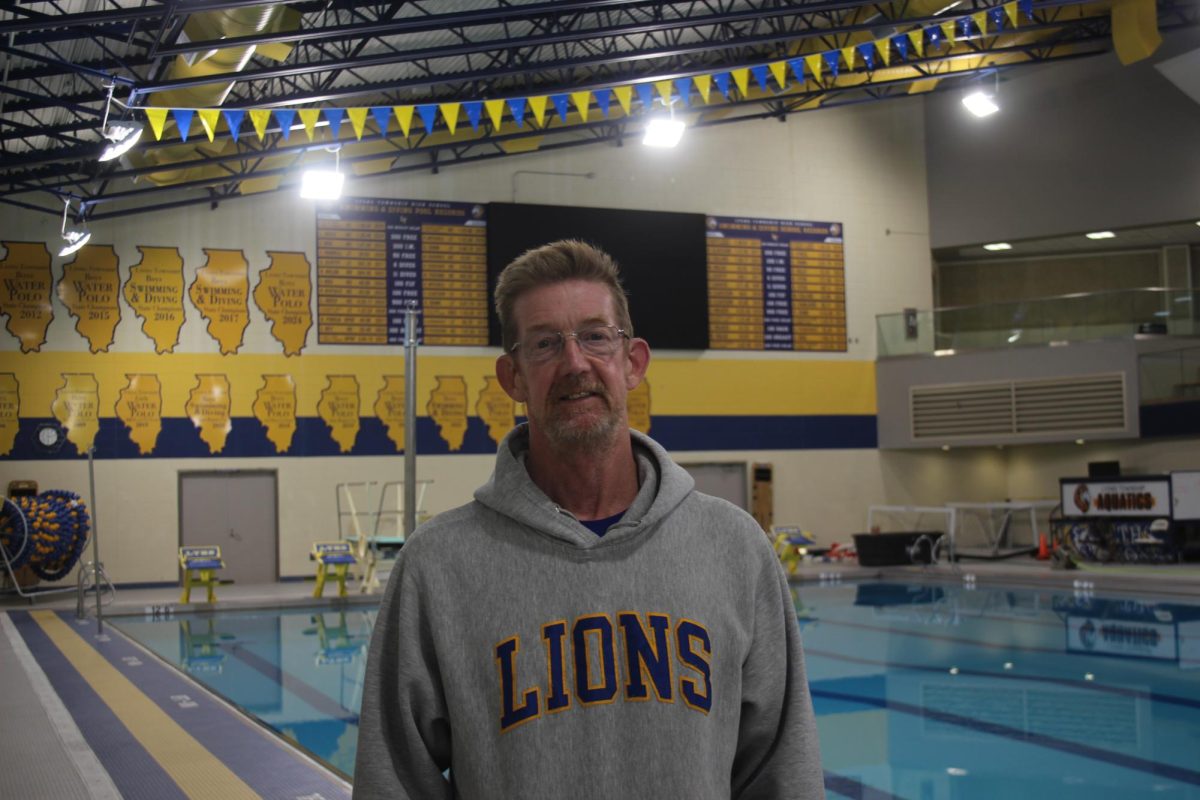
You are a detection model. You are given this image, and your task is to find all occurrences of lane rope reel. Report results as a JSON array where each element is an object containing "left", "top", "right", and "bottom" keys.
[{"left": 0, "top": 491, "right": 91, "bottom": 581}]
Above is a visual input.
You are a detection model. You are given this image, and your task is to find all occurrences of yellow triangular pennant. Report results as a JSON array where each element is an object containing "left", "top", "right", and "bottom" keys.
[
  {"left": 347, "top": 107, "right": 368, "bottom": 140},
  {"left": 299, "top": 108, "right": 320, "bottom": 141},
  {"left": 941, "top": 20, "right": 956, "bottom": 44},
  {"left": 249, "top": 109, "right": 271, "bottom": 140},
  {"left": 613, "top": 85, "right": 633, "bottom": 115},
  {"left": 198, "top": 108, "right": 220, "bottom": 142},
  {"left": 441, "top": 102, "right": 460, "bottom": 135},
  {"left": 654, "top": 79, "right": 674, "bottom": 107},
  {"left": 973, "top": 11, "right": 988, "bottom": 34},
  {"left": 769, "top": 61, "right": 788, "bottom": 89},
  {"left": 805, "top": 54, "right": 823, "bottom": 80},
  {"left": 1005, "top": 0, "right": 1019, "bottom": 27},
  {"left": 879, "top": 38, "right": 892, "bottom": 66},
  {"left": 485, "top": 99, "right": 506, "bottom": 130},
  {"left": 908, "top": 29, "right": 925, "bottom": 57},
  {"left": 842, "top": 46, "right": 855, "bottom": 70},
  {"left": 693, "top": 74, "right": 712, "bottom": 104},
  {"left": 394, "top": 106, "right": 414, "bottom": 137},
  {"left": 528, "top": 95, "right": 549, "bottom": 127},
  {"left": 144, "top": 108, "right": 168, "bottom": 141},
  {"left": 571, "top": 91, "right": 591, "bottom": 122},
  {"left": 732, "top": 68, "right": 750, "bottom": 98}
]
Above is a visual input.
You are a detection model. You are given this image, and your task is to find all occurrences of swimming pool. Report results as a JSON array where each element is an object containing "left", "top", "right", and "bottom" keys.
[{"left": 112, "top": 581, "right": 1200, "bottom": 797}]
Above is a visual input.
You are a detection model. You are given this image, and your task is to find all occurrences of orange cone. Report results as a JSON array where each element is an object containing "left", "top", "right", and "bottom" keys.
[{"left": 1036, "top": 533, "right": 1050, "bottom": 560}]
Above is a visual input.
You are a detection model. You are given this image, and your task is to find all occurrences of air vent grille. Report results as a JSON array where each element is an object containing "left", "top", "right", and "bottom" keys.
[{"left": 912, "top": 373, "right": 1126, "bottom": 441}]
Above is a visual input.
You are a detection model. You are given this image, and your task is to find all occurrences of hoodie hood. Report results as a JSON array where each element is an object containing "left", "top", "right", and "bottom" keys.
[{"left": 474, "top": 423, "right": 695, "bottom": 551}]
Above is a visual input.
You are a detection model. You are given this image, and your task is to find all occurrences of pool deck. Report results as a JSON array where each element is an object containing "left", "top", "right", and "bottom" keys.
[{"left": 3, "top": 559, "right": 1199, "bottom": 799}]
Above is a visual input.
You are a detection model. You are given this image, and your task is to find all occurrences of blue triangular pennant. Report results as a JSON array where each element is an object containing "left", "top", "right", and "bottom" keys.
[
  {"left": 464, "top": 101, "right": 483, "bottom": 132},
  {"left": 857, "top": 42, "right": 876, "bottom": 70},
  {"left": 990, "top": 7, "right": 1006, "bottom": 29},
  {"left": 370, "top": 107, "right": 391, "bottom": 135},
  {"left": 892, "top": 34, "right": 909, "bottom": 61},
  {"left": 822, "top": 51, "right": 841, "bottom": 78},
  {"left": 788, "top": 58, "right": 805, "bottom": 83},
  {"left": 713, "top": 72, "right": 732, "bottom": 98},
  {"left": 323, "top": 108, "right": 345, "bottom": 140},
  {"left": 673, "top": 78, "right": 692, "bottom": 107},
  {"left": 635, "top": 82, "right": 655, "bottom": 111},
  {"left": 958, "top": 17, "right": 972, "bottom": 38},
  {"left": 550, "top": 93, "right": 570, "bottom": 122},
  {"left": 172, "top": 109, "right": 194, "bottom": 142},
  {"left": 273, "top": 108, "right": 295, "bottom": 140},
  {"left": 1018, "top": 0, "right": 1034, "bottom": 19},
  {"left": 594, "top": 88, "right": 612, "bottom": 117},
  {"left": 507, "top": 97, "right": 526, "bottom": 128},
  {"left": 750, "top": 65, "right": 770, "bottom": 92},
  {"left": 417, "top": 104, "right": 438, "bottom": 134},
  {"left": 222, "top": 109, "right": 245, "bottom": 143}
]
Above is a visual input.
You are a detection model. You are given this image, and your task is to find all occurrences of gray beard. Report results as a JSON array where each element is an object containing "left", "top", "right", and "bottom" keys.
[
  {"left": 543, "top": 406, "right": 621, "bottom": 453},
  {"left": 538, "top": 377, "right": 623, "bottom": 454}
]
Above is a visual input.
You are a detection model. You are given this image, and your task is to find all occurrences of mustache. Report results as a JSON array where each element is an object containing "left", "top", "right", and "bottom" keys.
[{"left": 549, "top": 377, "right": 609, "bottom": 403}]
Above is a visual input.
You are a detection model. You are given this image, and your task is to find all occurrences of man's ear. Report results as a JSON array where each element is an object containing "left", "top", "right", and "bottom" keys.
[
  {"left": 496, "top": 353, "right": 527, "bottom": 402},
  {"left": 625, "top": 337, "right": 651, "bottom": 390}
]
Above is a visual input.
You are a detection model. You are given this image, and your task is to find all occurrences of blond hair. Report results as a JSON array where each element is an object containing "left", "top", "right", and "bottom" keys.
[{"left": 494, "top": 240, "right": 633, "bottom": 350}]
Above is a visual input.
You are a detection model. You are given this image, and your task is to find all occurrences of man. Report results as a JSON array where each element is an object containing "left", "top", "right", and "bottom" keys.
[{"left": 354, "top": 240, "right": 825, "bottom": 799}]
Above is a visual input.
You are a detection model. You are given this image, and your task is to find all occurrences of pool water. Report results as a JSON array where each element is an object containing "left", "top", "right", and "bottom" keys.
[
  {"left": 112, "top": 582, "right": 1200, "bottom": 797},
  {"left": 113, "top": 606, "right": 374, "bottom": 776}
]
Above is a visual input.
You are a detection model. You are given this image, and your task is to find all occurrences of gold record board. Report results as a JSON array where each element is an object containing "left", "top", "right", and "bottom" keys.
[
  {"left": 705, "top": 217, "right": 846, "bottom": 352},
  {"left": 315, "top": 198, "right": 487, "bottom": 346}
]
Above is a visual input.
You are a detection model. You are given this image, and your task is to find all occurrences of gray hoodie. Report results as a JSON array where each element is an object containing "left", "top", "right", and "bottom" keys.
[{"left": 353, "top": 426, "right": 825, "bottom": 799}]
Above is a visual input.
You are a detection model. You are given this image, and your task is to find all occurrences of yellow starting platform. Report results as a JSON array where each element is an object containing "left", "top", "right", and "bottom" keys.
[
  {"left": 312, "top": 541, "right": 357, "bottom": 598},
  {"left": 179, "top": 545, "right": 224, "bottom": 603}
]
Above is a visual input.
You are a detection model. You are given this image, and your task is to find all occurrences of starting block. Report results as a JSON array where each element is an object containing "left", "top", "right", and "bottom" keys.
[
  {"left": 312, "top": 541, "right": 357, "bottom": 598},
  {"left": 179, "top": 546, "right": 224, "bottom": 603},
  {"left": 772, "top": 526, "right": 816, "bottom": 575}
]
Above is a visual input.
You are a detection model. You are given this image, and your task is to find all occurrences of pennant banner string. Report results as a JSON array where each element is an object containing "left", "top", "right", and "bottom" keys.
[{"left": 139, "top": 2, "right": 1030, "bottom": 144}]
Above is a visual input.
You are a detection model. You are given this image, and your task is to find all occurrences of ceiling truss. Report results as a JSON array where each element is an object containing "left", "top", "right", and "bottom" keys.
[{"left": 0, "top": 0, "right": 1195, "bottom": 221}]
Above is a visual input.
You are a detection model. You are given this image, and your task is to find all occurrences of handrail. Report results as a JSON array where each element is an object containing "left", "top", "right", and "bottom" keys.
[{"left": 877, "top": 287, "right": 1198, "bottom": 358}]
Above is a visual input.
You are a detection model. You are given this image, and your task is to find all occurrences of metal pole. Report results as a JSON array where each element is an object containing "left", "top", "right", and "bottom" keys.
[
  {"left": 403, "top": 301, "right": 418, "bottom": 537},
  {"left": 87, "top": 446, "right": 103, "bottom": 634}
]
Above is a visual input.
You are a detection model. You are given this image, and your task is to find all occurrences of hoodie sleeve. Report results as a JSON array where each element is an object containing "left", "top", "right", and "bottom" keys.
[
  {"left": 731, "top": 555, "right": 826, "bottom": 799},
  {"left": 352, "top": 550, "right": 453, "bottom": 800}
]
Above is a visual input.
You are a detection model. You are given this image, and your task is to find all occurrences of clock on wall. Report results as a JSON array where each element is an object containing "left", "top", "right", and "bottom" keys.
[{"left": 35, "top": 422, "right": 65, "bottom": 454}]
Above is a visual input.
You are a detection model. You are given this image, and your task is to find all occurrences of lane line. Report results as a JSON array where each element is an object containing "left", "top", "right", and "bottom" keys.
[
  {"left": 31, "top": 610, "right": 260, "bottom": 800},
  {"left": 823, "top": 772, "right": 908, "bottom": 800},
  {"left": 1, "top": 613, "right": 122, "bottom": 800}
]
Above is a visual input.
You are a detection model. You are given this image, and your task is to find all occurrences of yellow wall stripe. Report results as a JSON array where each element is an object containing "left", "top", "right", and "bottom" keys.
[
  {"left": 8, "top": 353, "right": 877, "bottom": 417},
  {"left": 31, "top": 611, "right": 259, "bottom": 800},
  {"left": 651, "top": 358, "right": 877, "bottom": 415}
]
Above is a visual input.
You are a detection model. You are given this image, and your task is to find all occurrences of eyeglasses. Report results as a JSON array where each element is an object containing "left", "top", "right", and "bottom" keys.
[{"left": 509, "top": 324, "right": 629, "bottom": 364}]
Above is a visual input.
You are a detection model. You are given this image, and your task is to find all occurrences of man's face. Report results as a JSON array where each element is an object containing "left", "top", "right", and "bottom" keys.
[{"left": 497, "top": 279, "right": 649, "bottom": 453}]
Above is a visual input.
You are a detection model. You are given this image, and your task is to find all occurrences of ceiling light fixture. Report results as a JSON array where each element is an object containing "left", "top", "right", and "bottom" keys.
[
  {"left": 983, "top": 242, "right": 1012, "bottom": 251},
  {"left": 962, "top": 90, "right": 999, "bottom": 118},
  {"left": 300, "top": 145, "right": 345, "bottom": 200},
  {"left": 97, "top": 82, "right": 143, "bottom": 162},
  {"left": 58, "top": 198, "right": 91, "bottom": 257},
  {"left": 643, "top": 116, "right": 686, "bottom": 148},
  {"left": 1086, "top": 231, "right": 1116, "bottom": 240}
]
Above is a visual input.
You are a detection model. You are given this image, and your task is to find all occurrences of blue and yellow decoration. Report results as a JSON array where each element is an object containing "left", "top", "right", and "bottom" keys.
[
  {"left": 136, "top": 0, "right": 1036, "bottom": 145},
  {"left": 0, "top": 491, "right": 91, "bottom": 581}
]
